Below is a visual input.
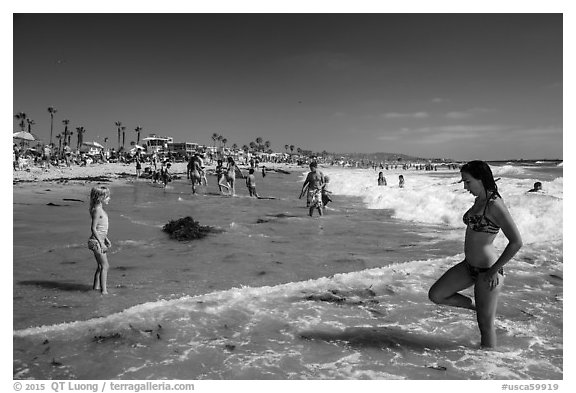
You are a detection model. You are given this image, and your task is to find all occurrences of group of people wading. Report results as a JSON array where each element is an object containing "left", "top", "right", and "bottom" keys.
[{"left": 187, "top": 154, "right": 240, "bottom": 196}]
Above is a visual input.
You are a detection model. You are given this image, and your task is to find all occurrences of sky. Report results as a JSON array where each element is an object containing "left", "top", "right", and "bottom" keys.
[{"left": 12, "top": 12, "right": 563, "bottom": 161}]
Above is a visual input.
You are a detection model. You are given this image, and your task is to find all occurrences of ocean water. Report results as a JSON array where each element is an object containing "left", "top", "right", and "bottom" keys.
[{"left": 12, "top": 162, "right": 563, "bottom": 380}]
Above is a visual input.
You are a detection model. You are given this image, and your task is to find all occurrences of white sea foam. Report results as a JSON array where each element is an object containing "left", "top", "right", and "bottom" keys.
[
  {"left": 319, "top": 167, "right": 563, "bottom": 246},
  {"left": 13, "top": 249, "right": 561, "bottom": 379}
]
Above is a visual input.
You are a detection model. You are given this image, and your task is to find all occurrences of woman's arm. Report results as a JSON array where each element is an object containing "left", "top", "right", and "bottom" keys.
[{"left": 488, "top": 199, "right": 523, "bottom": 274}]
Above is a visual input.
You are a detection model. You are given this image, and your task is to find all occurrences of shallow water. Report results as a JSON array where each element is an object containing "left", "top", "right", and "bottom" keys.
[{"left": 13, "top": 163, "right": 563, "bottom": 379}]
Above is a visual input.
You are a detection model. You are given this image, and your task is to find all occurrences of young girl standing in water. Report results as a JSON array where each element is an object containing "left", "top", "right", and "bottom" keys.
[{"left": 88, "top": 186, "right": 112, "bottom": 294}]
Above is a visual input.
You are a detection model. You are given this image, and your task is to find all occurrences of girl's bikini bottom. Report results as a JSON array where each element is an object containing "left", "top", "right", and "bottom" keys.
[{"left": 465, "top": 260, "right": 504, "bottom": 280}]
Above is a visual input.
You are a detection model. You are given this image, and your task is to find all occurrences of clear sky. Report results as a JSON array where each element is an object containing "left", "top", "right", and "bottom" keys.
[{"left": 13, "top": 12, "right": 563, "bottom": 161}]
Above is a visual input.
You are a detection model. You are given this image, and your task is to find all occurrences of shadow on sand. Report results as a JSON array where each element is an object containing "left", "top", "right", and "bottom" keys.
[
  {"left": 300, "top": 325, "right": 464, "bottom": 351},
  {"left": 18, "top": 280, "right": 93, "bottom": 292}
]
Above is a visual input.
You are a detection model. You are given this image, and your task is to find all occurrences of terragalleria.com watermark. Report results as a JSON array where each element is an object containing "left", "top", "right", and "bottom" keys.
[{"left": 13, "top": 381, "right": 195, "bottom": 393}]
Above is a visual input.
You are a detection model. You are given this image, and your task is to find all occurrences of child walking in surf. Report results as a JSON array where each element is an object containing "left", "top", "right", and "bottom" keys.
[{"left": 88, "top": 186, "right": 112, "bottom": 294}]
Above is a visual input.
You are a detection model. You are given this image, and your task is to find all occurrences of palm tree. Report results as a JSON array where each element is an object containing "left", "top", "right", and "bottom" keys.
[
  {"left": 232, "top": 143, "right": 238, "bottom": 152},
  {"left": 285, "top": 144, "right": 289, "bottom": 153},
  {"left": 249, "top": 141, "right": 256, "bottom": 152},
  {"left": 115, "top": 121, "right": 123, "bottom": 149},
  {"left": 62, "top": 120, "right": 70, "bottom": 145},
  {"left": 212, "top": 133, "right": 219, "bottom": 148},
  {"left": 76, "top": 127, "right": 86, "bottom": 149},
  {"left": 121, "top": 126, "right": 126, "bottom": 148},
  {"left": 26, "top": 119, "right": 35, "bottom": 133},
  {"left": 242, "top": 144, "right": 249, "bottom": 154},
  {"left": 297, "top": 147, "right": 302, "bottom": 155},
  {"left": 55, "top": 134, "right": 63, "bottom": 154},
  {"left": 222, "top": 138, "right": 228, "bottom": 149},
  {"left": 255, "top": 137, "right": 263, "bottom": 151},
  {"left": 14, "top": 112, "right": 27, "bottom": 131},
  {"left": 67, "top": 130, "right": 74, "bottom": 146},
  {"left": 48, "top": 107, "right": 57, "bottom": 144},
  {"left": 217, "top": 135, "right": 223, "bottom": 148},
  {"left": 134, "top": 126, "right": 143, "bottom": 145},
  {"left": 264, "top": 140, "right": 271, "bottom": 151},
  {"left": 290, "top": 145, "right": 295, "bottom": 154}
]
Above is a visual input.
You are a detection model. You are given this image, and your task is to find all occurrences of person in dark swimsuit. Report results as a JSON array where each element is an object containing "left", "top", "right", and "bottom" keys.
[
  {"left": 528, "top": 182, "right": 542, "bottom": 193},
  {"left": 428, "top": 160, "right": 522, "bottom": 348}
]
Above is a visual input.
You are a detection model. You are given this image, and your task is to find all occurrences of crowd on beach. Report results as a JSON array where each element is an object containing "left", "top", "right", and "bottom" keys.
[
  {"left": 82, "top": 158, "right": 526, "bottom": 350},
  {"left": 13, "top": 142, "right": 540, "bottom": 349}
]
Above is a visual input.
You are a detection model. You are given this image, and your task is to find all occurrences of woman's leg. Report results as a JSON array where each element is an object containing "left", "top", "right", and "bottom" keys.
[
  {"left": 219, "top": 177, "right": 230, "bottom": 193},
  {"left": 230, "top": 179, "right": 236, "bottom": 196},
  {"left": 474, "top": 272, "right": 504, "bottom": 348},
  {"left": 428, "top": 260, "right": 476, "bottom": 310}
]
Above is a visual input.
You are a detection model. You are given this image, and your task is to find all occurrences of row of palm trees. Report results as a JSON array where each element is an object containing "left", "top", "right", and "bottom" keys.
[
  {"left": 15, "top": 108, "right": 147, "bottom": 153},
  {"left": 284, "top": 144, "right": 302, "bottom": 155},
  {"left": 212, "top": 133, "right": 300, "bottom": 156},
  {"left": 14, "top": 110, "right": 89, "bottom": 151},
  {"left": 14, "top": 112, "right": 36, "bottom": 134},
  {"left": 114, "top": 121, "right": 144, "bottom": 150},
  {"left": 16, "top": 109, "right": 306, "bottom": 158}
]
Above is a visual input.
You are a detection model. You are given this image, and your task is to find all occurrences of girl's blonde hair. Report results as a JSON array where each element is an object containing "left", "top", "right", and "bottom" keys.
[{"left": 89, "top": 186, "right": 110, "bottom": 212}]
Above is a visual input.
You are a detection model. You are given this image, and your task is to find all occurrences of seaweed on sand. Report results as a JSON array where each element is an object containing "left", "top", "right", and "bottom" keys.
[{"left": 162, "top": 216, "right": 222, "bottom": 241}]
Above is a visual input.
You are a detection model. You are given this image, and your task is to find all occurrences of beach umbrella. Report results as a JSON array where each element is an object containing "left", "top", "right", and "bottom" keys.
[
  {"left": 82, "top": 141, "right": 104, "bottom": 149},
  {"left": 129, "top": 145, "right": 145, "bottom": 154},
  {"left": 13, "top": 131, "right": 36, "bottom": 141}
]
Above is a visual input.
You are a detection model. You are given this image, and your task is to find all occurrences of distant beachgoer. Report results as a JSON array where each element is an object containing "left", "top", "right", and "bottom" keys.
[
  {"left": 399, "top": 175, "right": 405, "bottom": 188},
  {"left": 262, "top": 166, "right": 266, "bottom": 178},
  {"left": 161, "top": 162, "right": 172, "bottom": 188},
  {"left": 197, "top": 154, "right": 208, "bottom": 186},
  {"left": 322, "top": 175, "right": 333, "bottom": 207},
  {"left": 135, "top": 156, "right": 142, "bottom": 178},
  {"left": 152, "top": 152, "right": 158, "bottom": 171},
  {"left": 186, "top": 155, "right": 193, "bottom": 180},
  {"left": 13, "top": 144, "right": 19, "bottom": 170},
  {"left": 246, "top": 168, "right": 259, "bottom": 197},
  {"left": 528, "top": 182, "right": 543, "bottom": 193},
  {"left": 378, "top": 172, "right": 387, "bottom": 186},
  {"left": 63, "top": 142, "right": 72, "bottom": 167},
  {"left": 300, "top": 161, "right": 324, "bottom": 216},
  {"left": 226, "top": 157, "right": 242, "bottom": 196},
  {"left": 88, "top": 186, "right": 112, "bottom": 295},
  {"left": 188, "top": 155, "right": 203, "bottom": 194},
  {"left": 42, "top": 145, "right": 51, "bottom": 169},
  {"left": 428, "top": 160, "right": 522, "bottom": 348},
  {"left": 216, "top": 159, "right": 230, "bottom": 194}
]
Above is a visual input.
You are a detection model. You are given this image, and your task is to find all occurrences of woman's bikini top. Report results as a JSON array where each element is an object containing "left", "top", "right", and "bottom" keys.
[{"left": 463, "top": 192, "right": 500, "bottom": 234}]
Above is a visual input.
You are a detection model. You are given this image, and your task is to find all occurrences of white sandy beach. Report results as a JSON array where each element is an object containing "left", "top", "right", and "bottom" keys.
[{"left": 12, "top": 161, "right": 301, "bottom": 184}]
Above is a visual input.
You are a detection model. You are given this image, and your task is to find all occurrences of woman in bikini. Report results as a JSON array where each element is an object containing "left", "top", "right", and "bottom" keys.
[
  {"left": 216, "top": 159, "right": 231, "bottom": 194},
  {"left": 88, "top": 186, "right": 112, "bottom": 294},
  {"left": 188, "top": 155, "right": 202, "bottom": 194},
  {"left": 428, "top": 160, "right": 522, "bottom": 348},
  {"left": 226, "top": 157, "right": 242, "bottom": 196}
]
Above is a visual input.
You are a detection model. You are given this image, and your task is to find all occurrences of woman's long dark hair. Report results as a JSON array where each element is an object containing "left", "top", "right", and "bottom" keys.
[{"left": 460, "top": 160, "right": 501, "bottom": 198}]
